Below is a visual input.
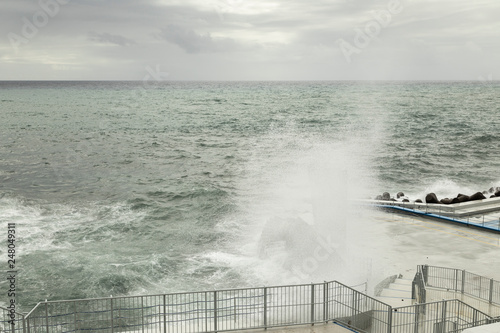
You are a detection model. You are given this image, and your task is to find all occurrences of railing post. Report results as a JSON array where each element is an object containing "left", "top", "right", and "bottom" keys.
[
  {"left": 73, "top": 301, "right": 77, "bottom": 333},
  {"left": 45, "top": 303, "right": 49, "bottom": 333},
  {"left": 204, "top": 292, "right": 208, "bottom": 332},
  {"left": 141, "top": 297, "right": 145, "bottom": 333},
  {"left": 351, "top": 289, "right": 355, "bottom": 319},
  {"left": 214, "top": 291, "right": 218, "bottom": 333},
  {"left": 413, "top": 305, "right": 419, "bottom": 333},
  {"left": 310, "top": 283, "right": 315, "bottom": 325},
  {"left": 110, "top": 298, "right": 114, "bottom": 333},
  {"left": 263, "top": 287, "right": 267, "bottom": 329},
  {"left": 489, "top": 279, "right": 494, "bottom": 304},
  {"left": 323, "top": 282, "right": 328, "bottom": 323},
  {"left": 233, "top": 295, "right": 237, "bottom": 324},
  {"left": 461, "top": 270, "right": 466, "bottom": 294},
  {"left": 387, "top": 306, "right": 392, "bottom": 333},
  {"left": 163, "top": 294, "right": 167, "bottom": 333},
  {"left": 441, "top": 301, "right": 447, "bottom": 330}
]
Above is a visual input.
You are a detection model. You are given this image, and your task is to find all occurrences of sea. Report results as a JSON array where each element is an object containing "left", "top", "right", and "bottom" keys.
[{"left": 1, "top": 81, "right": 499, "bottom": 311}]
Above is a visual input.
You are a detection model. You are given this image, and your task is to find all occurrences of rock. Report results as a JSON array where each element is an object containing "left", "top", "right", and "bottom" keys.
[
  {"left": 495, "top": 191, "right": 500, "bottom": 197},
  {"left": 415, "top": 199, "right": 422, "bottom": 203},
  {"left": 456, "top": 195, "right": 470, "bottom": 203},
  {"left": 440, "top": 198, "right": 453, "bottom": 204},
  {"left": 489, "top": 187, "right": 495, "bottom": 193},
  {"left": 397, "top": 192, "right": 405, "bottom": 199},
  {"left": 451, "top": 197, "right": 460, "bottom": 204},
  {"left": 482, "top": 190, "right": 488, "bottom": 195},
  {"left": 469, "top": 192, "right": 486, "bottom": 201},
  {"left": 375, "top": 195, "right": 383, "bottom": 200},
  {"left": 491, "top": 195, "right": 496, "bottom": 198},
  {"left": 425, "top": 193, "right": 440, "bottom": 204},
  {"left": 382, "top": 192, "right": 391, "bottom": 201},
  {"left": 402, "top": 199, "right": 409, "bottom": 202}
]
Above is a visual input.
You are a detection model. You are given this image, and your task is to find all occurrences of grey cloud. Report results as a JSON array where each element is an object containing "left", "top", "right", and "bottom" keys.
[
  {"left": 1, "top": 0, "right": 500, "bottom": 80},
  {"left": 88, "top": 32, "right": 136, "bottom": 46},
  {"left": 159, "top": 25, "right": 238, "bottom": 53}
]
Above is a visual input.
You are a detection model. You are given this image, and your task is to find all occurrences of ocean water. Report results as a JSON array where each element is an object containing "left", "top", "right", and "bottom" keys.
[{"left": 1, "top": 81, "right": 499, "bottom": 310}]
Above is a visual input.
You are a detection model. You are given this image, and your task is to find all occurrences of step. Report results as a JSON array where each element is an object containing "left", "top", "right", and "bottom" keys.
[{"left": 377, "top": 279, "right": 414, "bottom": 307}]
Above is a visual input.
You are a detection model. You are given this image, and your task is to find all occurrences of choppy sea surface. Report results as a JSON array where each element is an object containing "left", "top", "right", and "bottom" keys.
[{"left": 1, "top": 81, "right": 499, "bottom": 310}]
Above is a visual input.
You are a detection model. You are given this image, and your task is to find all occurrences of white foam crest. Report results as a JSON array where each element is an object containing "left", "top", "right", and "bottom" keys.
[
  {"left": 487, "top": 180, "right": 500, "bottom": 192},
  {"left": 0, "top": 196, "right": 146, "bottom": 255},
  {"left": 406, "top": 179, "right": 482, "bottom": 201}
]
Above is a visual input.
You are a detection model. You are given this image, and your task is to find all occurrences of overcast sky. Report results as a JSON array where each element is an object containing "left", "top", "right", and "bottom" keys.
[{"left": 1, "top": 0, "right": 499, "bottom": 80}]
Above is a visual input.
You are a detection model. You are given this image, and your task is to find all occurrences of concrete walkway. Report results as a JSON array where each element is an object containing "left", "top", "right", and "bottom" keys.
[
  {"left": 238, "top": 323, "right": 354, "bottom": 333},
  {"left": 463, "top": 322, "right": 500, "bottom": 332},
  {"left": 363, "top": 208, "right": 500, "bottom": 283}
]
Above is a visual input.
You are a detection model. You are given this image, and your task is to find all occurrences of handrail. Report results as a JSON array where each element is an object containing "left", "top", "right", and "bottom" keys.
[
  {"left": 0, "top": 305, "right": 26, "bottom": 333},
  {"left": 418, "top": 264, "right": 500, "bottom": 306},
  {"left": 25, "top": 281, "right": 331, "bottom": 306},
  {"left": 20, "top": 279, "right": 392, "bottom": 333},
  {"left": 5, "top": 265, "right": 500, "bottom": 333}
]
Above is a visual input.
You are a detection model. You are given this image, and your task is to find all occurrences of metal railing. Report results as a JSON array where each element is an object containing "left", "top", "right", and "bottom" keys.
[
  {"left": 3, "top": 265, "right": 499, "bottom": 333},
  {"left": 416, "top": 265, "right": 500, "bottom": 306},
  {"left": 10, "top": 281, "right": 391, "bottom": 333},
  {"left": 0, "top": 306, "right": 25, "bottom": 333},
  {"left": 392, "top": 299, "right": 491, "bottom": 333},
  {"left": 411, "top": 271, "right": 426, "bottom": 306}
]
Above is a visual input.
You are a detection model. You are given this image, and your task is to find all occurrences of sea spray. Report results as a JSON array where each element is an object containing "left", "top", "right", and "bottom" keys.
[{"left": 218, "top": 120, "right": 384, "bottom": 292}]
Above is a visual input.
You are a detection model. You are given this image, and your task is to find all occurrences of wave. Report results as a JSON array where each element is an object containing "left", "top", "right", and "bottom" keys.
[
  {"left": 0, "top": 194, "right": 152, "bottom": 308},
  {"left": 395, "top": 178, "right": 500, "bottom": 202}
]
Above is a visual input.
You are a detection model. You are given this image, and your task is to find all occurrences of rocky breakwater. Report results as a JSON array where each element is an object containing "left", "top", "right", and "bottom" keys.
[{"left": 374, "top": 187, "right": 500, "bottom": 204}]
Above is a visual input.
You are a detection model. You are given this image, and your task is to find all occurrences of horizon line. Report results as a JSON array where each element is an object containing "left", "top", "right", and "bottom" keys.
[{"left": 1, "top": 79, "right": 498, "bottom": 82}]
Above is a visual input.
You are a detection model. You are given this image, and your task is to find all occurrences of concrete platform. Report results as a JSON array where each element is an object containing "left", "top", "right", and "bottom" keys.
[
  {"left": 462, "top": 322, "right": 500, "bottom": 332},
  {"left": 366, "top": 197, "right": 500, "bottom": 233},
  {"left": 126, "top": 323, "right": 354, "bottom": 333},
  {"left": 349, "top": 207, "right": 500, "bottom": 289},
  {"left": 368, "top": 196, "right": 500, "bottom": 218},
  {"left": 238, "top": 323, "right": 355, "bottom": 333}
]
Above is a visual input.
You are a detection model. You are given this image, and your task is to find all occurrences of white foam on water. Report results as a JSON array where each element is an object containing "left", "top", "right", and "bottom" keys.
[
  {"left": 405, "top": 178, "right": 500, "bottom": 202},
  {"left": 0, "top": 195, "right": 146, "bottom": 256}
]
